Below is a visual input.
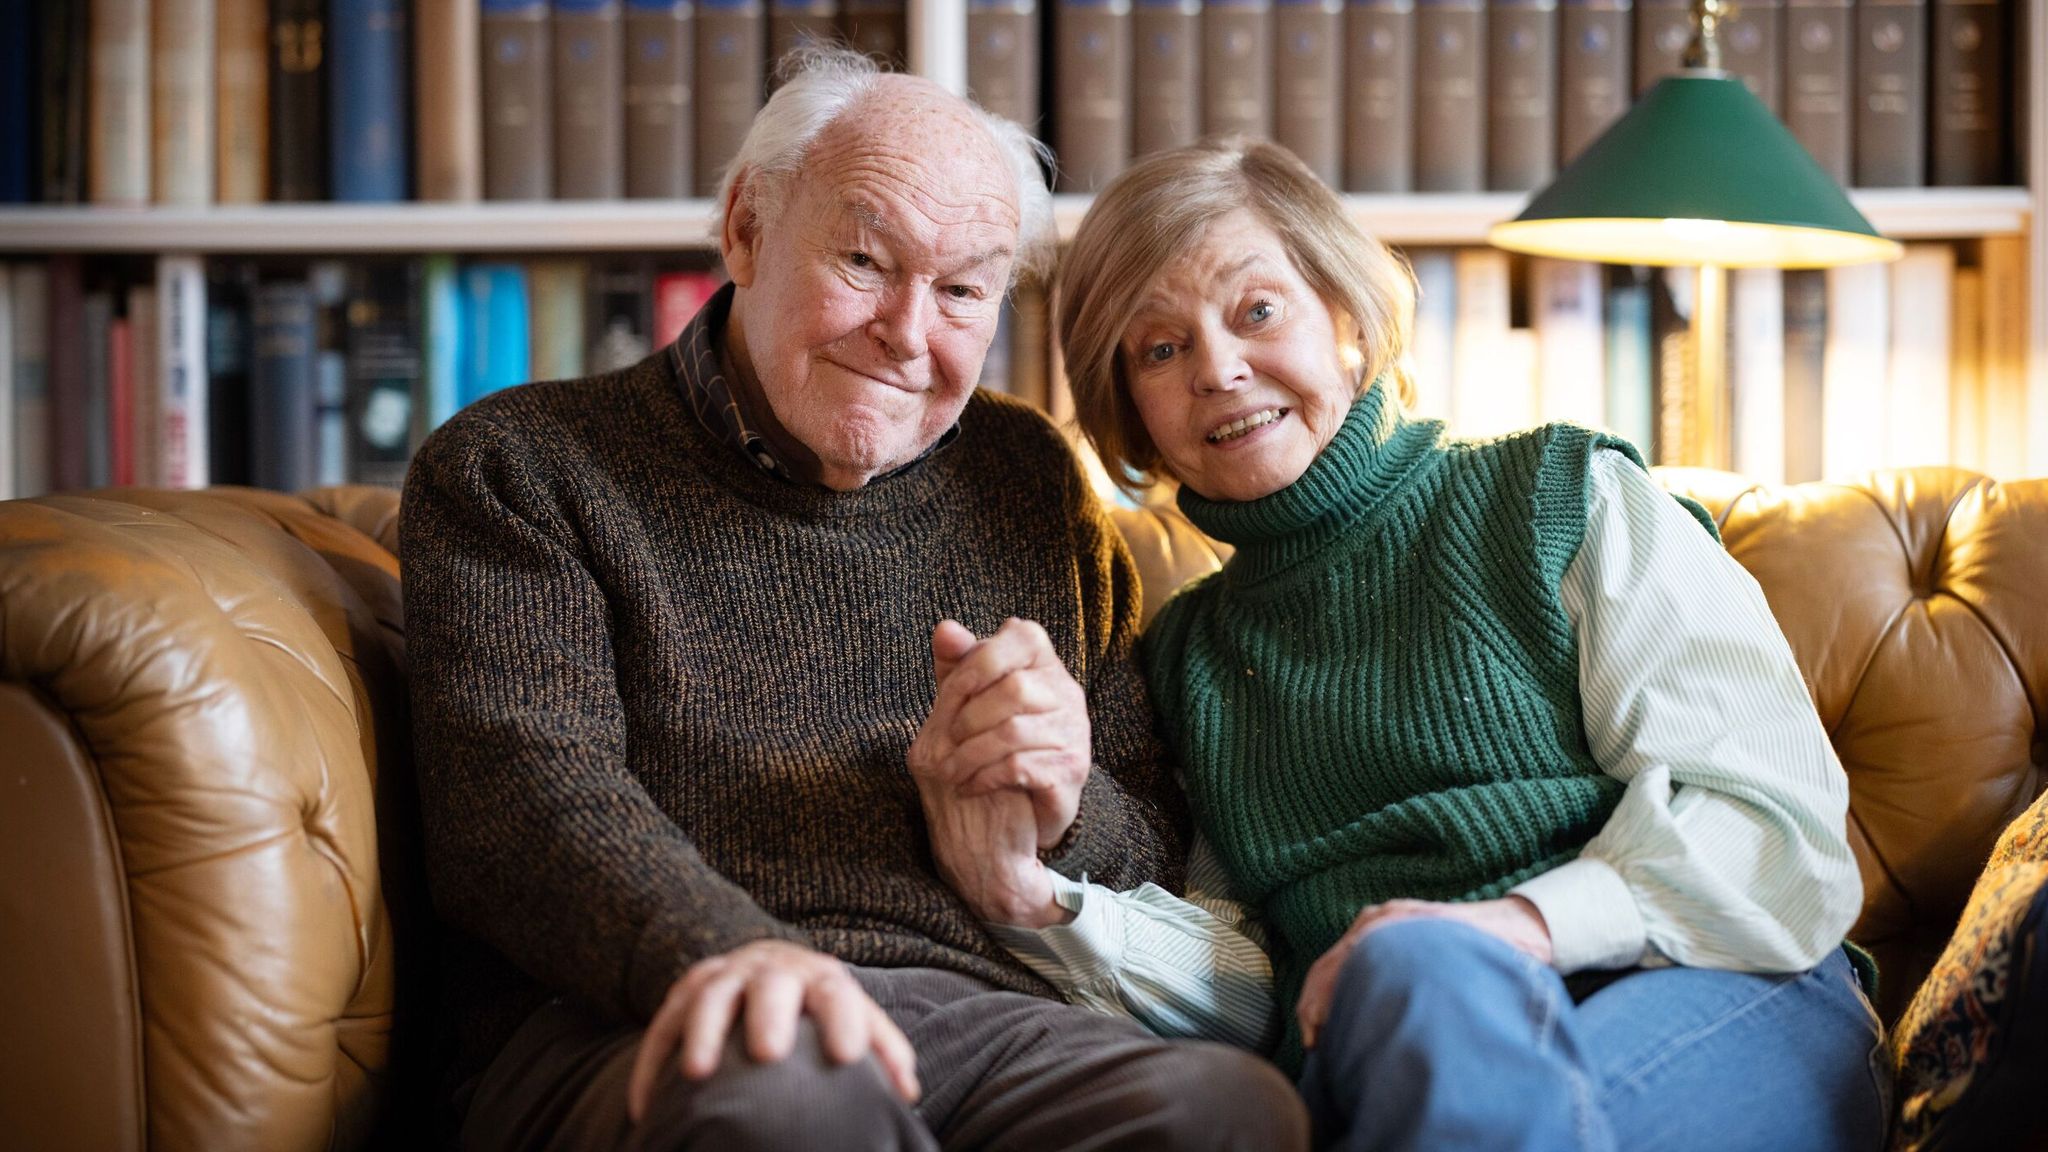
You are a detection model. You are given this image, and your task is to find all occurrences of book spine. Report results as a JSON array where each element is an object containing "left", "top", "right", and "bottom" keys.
[
  {"left": 0, "top": 269, "right": 12, "bottom": 498},
  {"left": 482, "top": 0, "right": 554, "bottom": 199},
  {"left": 1784, "top": 0, "right": 1852, "bottom": 185},
  {"left": 127, "top": 284, "right": 158, "bottom": 485},
  {"left": 1133, "top": 0, "right": 1199, "bottom": 158},
  {"left": 1884, "top": 243, "right": 1954, "bottom": 467},
  {"left": 1486, "top": 0, "right": 1556, "bottom": 190},
  {"left": 1728, "top": 266, "right": 1785, "bottom": 483},
  {"left": 1054, "top": 0, "right": 1131, "bottom": 192},
  {"left": 1344, "top": 0, "right": 1414, "bottom": 191},
  {"left": 49, "top": 258, "right": 87, "bottom": 490},
  {"left": 555, "top": 0, "right": 626, "bottom": 199},
  {"left": 1274, "top": 0, "right": 1344, "bottom": 185},
  {"left": 1557, "top": 0, "right": 1630, "bottom": 166},
  {"left": 253, "top": 279, "right": 320, "bottom": 492},
  {"left": 110, "top": 310, "right": 134, "bottom": 486},
  {"left": 696, "top": 0, "right": 765, "bottom": 197},
  {"left": 842, "top": 0, "right": 907, "bottom": 67},
  {"left": 332, "top": 0, "right": 412, "bottom": 201},
  {"left": 527, "top": 258, "right": 589, "bottom": 379},
  {"left": 1820, "top": 262, "right": 1889, "bottom": 477},
  {"left": 205, "top": 262, "right": 256, "bottom": 484},
  {"left": 1855, "top": 0, "right": 1928, "bottom": 187},
  {"left": 1451, "top": 248, "right": 1519, "bottom": 438},
  {"left": 217, "top": 0, "right": 271, "bottom": 202},
  {"left": 1631, "top": 0, "right": 1688, "bottom": 95},
  {"left": 1720, "top": 0, "right": 1782, "bottom": 112},
  {"left": 419, "top": 254, "right": 465, "bottom": 442},
  {"left": 968, "top": 0, "right": 1040, "bottom": 130},
  {"left": 90, "top": 0, "right": 153, "bottom": 205},
  {"left": 625, "top": 0, "right": 693, "bottom": 198},
  {"left": 158, "top": 255, "right": 209, "bottom": 488},
  {"left": 83, "top": 289, "right": 113, "bottom": 486},
  {"left": 461, "top": 264, "right": 532, "bottom": 406},
  {"left": 11, "top": 263, "right": 50, "bottom": 497},
  {"left": 1930, "top": 0, "right": 2008, "bottom": 184},
  {"left": 154, "top": 0, "right": 216, "bottom": 205},
  {"left": 584, "top": 258, "right": 654, "bottom": 372},
  {"left": 0, "top": 5, "right": 34, "bottom": 203},
  {"left": 1407, "top": 249, "right": 1455, "bottom": 419},
  {"left": 271, "top": 0, "right": 330, "bottom": 201},
  {"left": 1602, "top": 266, "right": 1654, "bottom": 455},
  {"left": 417, "top": 0, "right": 484, "bottom": 201},
  {"left": 771, "top": 1, "right": 839, "bottom": 86},
  {"left": 1780, "top": 268, "right": 1826, "bottom": 483},
  {"left": 1414, "top": 0, "right": 1484, "bottom": 191},
  {"left": 346, "top": 261, "right": 423, "bottom": 488},
  {"left": 1531, "top": 258, "right": 1605, "bottom": 427},
  {"left": 1203, "top": 0, "right": 1273, "bottom": 139},
  {"left": 314, "top": 263, "right": 349, "bottom": 486},
  {"left": 654, "top": 271, "right": 723, "bottom": 345},
  {"left": 41, "top": 0, "right": 90, "bottom": 203}
]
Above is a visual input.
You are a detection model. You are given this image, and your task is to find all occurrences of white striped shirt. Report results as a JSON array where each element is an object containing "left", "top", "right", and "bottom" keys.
[{"left": 987, "top": 450, "right": 1863, "bottom": 1049}]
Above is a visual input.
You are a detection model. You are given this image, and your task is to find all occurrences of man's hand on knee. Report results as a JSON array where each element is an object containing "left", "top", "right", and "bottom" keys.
[{"left": 627, "top": 940, "right": 920, "bottom": 1122}]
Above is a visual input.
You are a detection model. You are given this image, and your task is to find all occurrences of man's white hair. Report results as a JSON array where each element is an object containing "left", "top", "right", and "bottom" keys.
[{"left": 709, "top": 45, "right": 1057, "bottom": 283}]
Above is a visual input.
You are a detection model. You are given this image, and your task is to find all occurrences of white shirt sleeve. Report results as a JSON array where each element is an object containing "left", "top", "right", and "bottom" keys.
[
  {"left": 984, "top": 833, "right": 1280, "bottom": 1052},
  {"left": 1511, "top": 449, "right": 1863, "bottom": 975}
]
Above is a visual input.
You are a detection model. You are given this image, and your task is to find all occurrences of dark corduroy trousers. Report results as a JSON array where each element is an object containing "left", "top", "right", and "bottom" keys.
[{"left": 458, "top": 965, "right": 1307, "bottom": 1152}]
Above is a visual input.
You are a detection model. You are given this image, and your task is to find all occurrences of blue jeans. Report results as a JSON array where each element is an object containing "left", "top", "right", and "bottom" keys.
[{"left": 1298, "top": 919, "right": 1890, "bottom": 1152}]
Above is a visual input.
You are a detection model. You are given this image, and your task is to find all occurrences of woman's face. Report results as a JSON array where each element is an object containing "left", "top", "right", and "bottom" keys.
[{"left": 1120, "top": 211, "right": 1363, "bottom": 503}]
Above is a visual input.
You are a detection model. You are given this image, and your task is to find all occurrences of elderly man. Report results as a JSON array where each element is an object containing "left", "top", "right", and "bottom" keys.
[{"left": 401, "top": 49, "right": 1305, "bottom": 1151}]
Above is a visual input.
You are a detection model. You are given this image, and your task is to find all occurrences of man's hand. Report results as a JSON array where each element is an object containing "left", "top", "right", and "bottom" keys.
[
  {"left": 626, "top": 940, "right": 919, "bottom": 1123},
  {"left": 1296, "top": 896, "right": 1554, "bottom": 1050},
  {"left": 909, "top": 618, "right": 1091, "bottom": 852}
]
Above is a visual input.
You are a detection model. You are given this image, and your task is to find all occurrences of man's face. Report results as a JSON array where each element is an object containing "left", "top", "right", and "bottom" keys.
[{"left": 727, "top": 82, "right": 1022, "bottom": 490}]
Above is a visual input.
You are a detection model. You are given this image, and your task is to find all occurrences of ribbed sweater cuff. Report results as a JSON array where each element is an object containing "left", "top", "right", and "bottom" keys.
[
  {"left": 1511, "top": 856, "right": 1647, "bottom": 974},
  {"left": 626, "top": 910, "right": 815, "bottom": 1022}
]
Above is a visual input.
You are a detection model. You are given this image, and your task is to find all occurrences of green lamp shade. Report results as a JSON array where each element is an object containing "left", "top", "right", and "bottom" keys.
[{"left": 1488, "top": 72, "right": 1904, "bottom": 268}]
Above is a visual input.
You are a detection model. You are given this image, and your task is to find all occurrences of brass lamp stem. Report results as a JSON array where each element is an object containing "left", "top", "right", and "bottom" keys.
[{"left": 1682, "top": 0, "right": 1734, "bottom": 71}]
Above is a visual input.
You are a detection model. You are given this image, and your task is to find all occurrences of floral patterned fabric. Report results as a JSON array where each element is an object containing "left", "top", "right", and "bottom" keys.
[{"left": 1890, "top": 788, "right": 2048, "bottom": 1151}]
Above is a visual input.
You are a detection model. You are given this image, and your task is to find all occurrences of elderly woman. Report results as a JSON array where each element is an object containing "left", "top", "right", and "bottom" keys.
[{"left": 985, "top": 140, "right": 1888, "bottom": 1151}]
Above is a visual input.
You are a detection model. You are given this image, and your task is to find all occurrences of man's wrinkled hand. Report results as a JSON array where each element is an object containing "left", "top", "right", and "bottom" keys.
[
  {"left": 908, "top": 617, "right": 1090, "bottom": 852},
  {"left": 626, "top": 940, "right": 919, "bottom": 1123}
]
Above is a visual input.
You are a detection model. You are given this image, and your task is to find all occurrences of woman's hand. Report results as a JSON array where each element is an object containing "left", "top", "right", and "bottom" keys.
[{"left": 1296, "top": 896, "right": 1553, "bottom": 1049}]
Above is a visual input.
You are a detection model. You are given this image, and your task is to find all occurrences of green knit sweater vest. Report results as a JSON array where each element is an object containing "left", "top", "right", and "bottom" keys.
[{"left": 1143, "top": 380, "right": 1709, "bottom": 1066}]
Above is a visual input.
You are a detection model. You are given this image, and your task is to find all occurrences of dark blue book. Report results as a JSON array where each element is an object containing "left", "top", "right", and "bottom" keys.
[
  {"left": 252, "top": 279, "right": 320, "bottom": 492},
  {"left": 0, "top": 0, "right": 35, "bottom": 202},
  {"left": 331, "top": 0, "right": 412, "bottom": 200},
  {"left": 206, "top": 261, "right": 258, "bottom": 486}
]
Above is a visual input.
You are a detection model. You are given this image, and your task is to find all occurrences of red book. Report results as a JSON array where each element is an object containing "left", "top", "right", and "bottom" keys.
[
  {"left": 654, "top": 272, "right": 723, "bottom": 348},
  {"left": 109, "top": 313, "right": 134, "bottom": 485}
]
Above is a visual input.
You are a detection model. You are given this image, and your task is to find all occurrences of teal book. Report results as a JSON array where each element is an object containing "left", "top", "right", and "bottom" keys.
[
  {"left": 1602, "top": 266, "right": 1655, "bottom": 456},
  {"left": 419, "top": 254, "right": 465, "bottom": 442},
  {"left": 460, "top": 263, "right": 531, "bottom": 408}
]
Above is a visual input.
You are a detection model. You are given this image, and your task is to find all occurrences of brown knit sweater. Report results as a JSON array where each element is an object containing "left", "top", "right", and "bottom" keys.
[{"left": 400, "top": 329, "right": 1187, "bottom": 1094}]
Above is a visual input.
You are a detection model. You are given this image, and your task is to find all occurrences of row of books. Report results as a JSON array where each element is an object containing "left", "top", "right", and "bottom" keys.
[
  {"left": 1007, "top": 235, "right": 2031, "bottom": 484},
  {"left": 5, "top": 0, "right": 2020, "bottom": 210},
  {"left": 0, "top": 236, "right": 2027, "bottom": 502},
  {"left": 0, "top": 254, "right": 724, "bottom": 498},
  {"left": 1001, "top": 0, "right": 2024, "bottom": 193},
  {"left": 0, "top": 0, "right": 911, "bottom": 207}
]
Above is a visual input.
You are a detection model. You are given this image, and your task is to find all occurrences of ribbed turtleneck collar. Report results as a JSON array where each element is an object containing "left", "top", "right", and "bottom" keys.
[{"left": 1177, "top": 378, "right": 1444, "bottom": 585}]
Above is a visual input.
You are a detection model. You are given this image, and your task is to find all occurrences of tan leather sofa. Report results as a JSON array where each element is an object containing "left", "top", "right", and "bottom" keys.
[{"left": 3, "top": 468, "right": 2044, "bottom": 1150}]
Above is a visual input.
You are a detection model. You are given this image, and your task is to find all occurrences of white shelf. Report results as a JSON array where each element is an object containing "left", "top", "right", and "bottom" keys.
[{"left": 0, "top": 187, "right": 2028, "bottom": 254}]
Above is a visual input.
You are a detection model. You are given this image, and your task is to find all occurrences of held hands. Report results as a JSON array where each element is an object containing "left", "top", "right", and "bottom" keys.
[
  {"left": 627, "top": 940, "right": 920, "bottom": 1123},
  {"left": 1295, "top": 896, "right": 1555, "bottom": 1050},
  {"left": 908, "top": 618, "right": 1092, "bottom": 927}
]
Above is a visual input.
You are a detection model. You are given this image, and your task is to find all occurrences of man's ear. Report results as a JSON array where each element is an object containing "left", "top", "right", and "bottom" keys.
[{"left": 721, "top": 171, "right": 761, "bottom": 288}]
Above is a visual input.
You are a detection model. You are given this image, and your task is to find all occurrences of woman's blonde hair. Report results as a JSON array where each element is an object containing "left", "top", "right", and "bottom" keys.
[{"left": 1057, "top": 139, "right": 1417, "bottom": 486}]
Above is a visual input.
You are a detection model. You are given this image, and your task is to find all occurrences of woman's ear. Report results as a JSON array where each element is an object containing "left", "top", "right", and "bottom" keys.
[
  {"left": 721, "top": 172, "right": 761, "bottom": 289},
  {"left": 1337, "top": 313, "right": 1368, "bottom": 388}
]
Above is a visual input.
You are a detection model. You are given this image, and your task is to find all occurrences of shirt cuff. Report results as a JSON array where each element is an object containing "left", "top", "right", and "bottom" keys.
[
  {"left": 984, "top": 871, "right": 1126, "bottom": 987},
  {"left": 1512, "top": 856, "right": 1648, "bottom": 974}
]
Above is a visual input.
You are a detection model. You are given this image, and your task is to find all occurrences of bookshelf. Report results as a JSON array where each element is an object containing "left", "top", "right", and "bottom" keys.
[
  {"left": 0, "top": 188, "right": 2027, "bottom": 254},
  {"left": 1, "top": 0, "right": 2045, "bottom": 478}
]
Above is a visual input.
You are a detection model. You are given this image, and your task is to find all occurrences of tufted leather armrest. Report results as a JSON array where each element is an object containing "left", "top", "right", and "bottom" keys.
[{"left": 0, "top": 486, "right": 428, "bottom": 1152}]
